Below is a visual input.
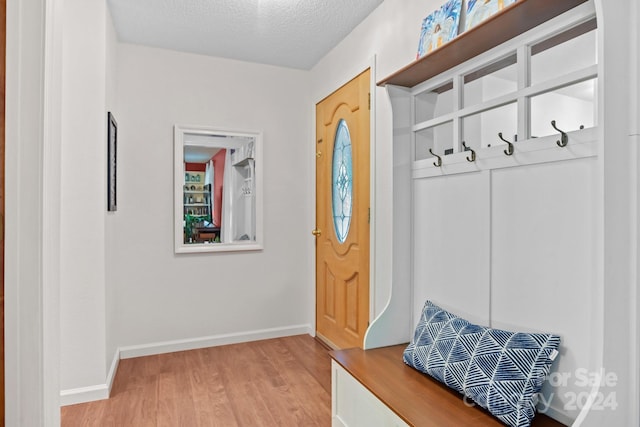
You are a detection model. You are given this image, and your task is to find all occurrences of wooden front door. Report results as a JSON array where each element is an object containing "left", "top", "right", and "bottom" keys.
[{"left": 315, "top": 69, "right": 370, "bottom": 349}]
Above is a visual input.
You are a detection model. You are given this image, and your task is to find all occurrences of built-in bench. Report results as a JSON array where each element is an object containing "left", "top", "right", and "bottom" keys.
[{"left": 330, "top": 345, "right": 565, "bottom": 427}]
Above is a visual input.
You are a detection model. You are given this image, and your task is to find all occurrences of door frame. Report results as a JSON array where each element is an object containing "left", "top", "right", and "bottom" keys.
[
  {"left": 311, "top": 57, "right": 377, "bottom": 346},
  {"left": 5, "top": 0, "right": 63, "bottom": 423},
  {"left": 1, "top": 0, "right": 6, "bottom": 420}
]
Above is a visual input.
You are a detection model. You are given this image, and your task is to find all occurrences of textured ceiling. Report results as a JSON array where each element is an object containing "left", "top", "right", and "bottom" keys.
[{"left": 107, "top": 0, "right": 384, "bottom": 70}]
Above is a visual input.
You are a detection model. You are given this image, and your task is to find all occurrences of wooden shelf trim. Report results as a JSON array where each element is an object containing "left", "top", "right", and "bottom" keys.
[{"left": 377, "top": 0, "right": 589, "bottom": 88}]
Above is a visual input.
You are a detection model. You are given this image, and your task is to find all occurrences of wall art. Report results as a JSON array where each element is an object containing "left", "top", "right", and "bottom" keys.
[
  {"left": 465, "top": 0, "right": 518, "bottom": 31},
  {"left": 417, "top": 0, "right": 463, "bottom": 58},
  {"left": 107, "top": 111, "right": 117, "bottom": 212}
]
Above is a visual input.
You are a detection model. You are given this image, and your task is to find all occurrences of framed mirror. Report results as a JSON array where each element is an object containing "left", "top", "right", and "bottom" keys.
[{"left": 174, "top": 125, "right": 263, "bottom": 253}]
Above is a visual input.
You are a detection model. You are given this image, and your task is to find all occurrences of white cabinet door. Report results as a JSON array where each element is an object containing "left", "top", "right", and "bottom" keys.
[
  {"left": 491, "top": 157, "right": 597, "bottom": 422},
  {"left": 332, "top": 361, "right": 409, "bottom": 427},
  {"left": 412, "top": 170, "right": 491, "bottom": 326}
]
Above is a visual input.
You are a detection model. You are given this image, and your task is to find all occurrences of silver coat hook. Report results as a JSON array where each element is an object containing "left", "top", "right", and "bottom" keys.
[
  {"left": 498, "top": 132, "right": 514, "bottom": 156},
  {"left": 551, "top": 120, "right": 568, "bottom": 147},
  {"left": 461, "top": 141, "right": 476, "bottom": 162},
  {"left": 429, "top": 148, "right": 442, "bottom": 167}
]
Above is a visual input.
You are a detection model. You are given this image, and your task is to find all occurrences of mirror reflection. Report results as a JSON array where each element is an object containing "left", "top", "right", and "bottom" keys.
[{"left": 175, "top": 126, "right": 261, "bottom": 253}]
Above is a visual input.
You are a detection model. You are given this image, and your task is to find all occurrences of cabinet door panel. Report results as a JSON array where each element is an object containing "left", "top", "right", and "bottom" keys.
[
  {"left": 413, "top": 171, "right": 491, "bottom": 326},
  {"left": 332, "top": 362, "right": 409, "bottom": 427},
  {"left": 491, "top": 158, "right": 597, "bottom": 421}
]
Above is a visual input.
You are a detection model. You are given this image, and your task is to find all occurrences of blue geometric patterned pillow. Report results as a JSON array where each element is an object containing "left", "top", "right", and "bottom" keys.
[{"left": 404, "top": 301, "right": 561, "bottom": 427}]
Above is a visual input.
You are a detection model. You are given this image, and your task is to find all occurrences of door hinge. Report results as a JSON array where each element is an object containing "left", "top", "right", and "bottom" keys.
[
  {"left": 368, "top": 92, "right": 371, "bottom": 110},
  {"left": 368, "top": 208, "right": 370, "bottom": 224}
]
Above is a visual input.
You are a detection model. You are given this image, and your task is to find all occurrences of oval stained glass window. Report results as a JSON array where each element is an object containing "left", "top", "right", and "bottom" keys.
[{"left": 332, "top": 119, "right": 353, "bottom": 243}]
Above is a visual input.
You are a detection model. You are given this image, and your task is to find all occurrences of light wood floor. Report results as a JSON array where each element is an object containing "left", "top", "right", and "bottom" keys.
[{"left": 61, "top": 335, "right": 332, "bottom": 426}]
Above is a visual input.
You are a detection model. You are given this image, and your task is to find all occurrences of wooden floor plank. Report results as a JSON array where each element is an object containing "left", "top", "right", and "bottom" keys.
[
  {"left": 250, "top": 342, "right": 314, "bottom": 426},
  {"left": 283, "top": 335, "right": 333, "bottom": 393},
  {"left": 259, "top": 338, "right": 331, "bottom": 426},
  {"left": 187, "top": 352, "right": 238, "bottom": 427},
  {"left": 216, "top": 342, "right": 282, "bottom": 427},
  {"left": 61, "top": 334, "right": 332, "bottom": 426}
]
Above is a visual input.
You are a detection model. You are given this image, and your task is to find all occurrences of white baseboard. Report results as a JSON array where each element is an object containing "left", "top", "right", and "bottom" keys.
[
  {"left": 59, "top": 324, "right": 312, "bottom": 406},
  {"left": 60, "top": 348, "right": 120, "bottom": 406},
  {"left": 106, "top": 347, "right": 120, "bottom": 396},
  {"left": 119, "top": 324, "right": 313, "bottom": 359},
  {"left": 60, "top": 384, "right": 109, "bottom": 407},
  {"left": 60, "top": 350, "right": 120, "bottom": 406}
]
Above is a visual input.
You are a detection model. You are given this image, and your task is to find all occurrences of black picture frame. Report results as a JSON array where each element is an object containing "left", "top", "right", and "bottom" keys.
[{"left": 107, "top": 112, "right": 118, "bottom": 211}]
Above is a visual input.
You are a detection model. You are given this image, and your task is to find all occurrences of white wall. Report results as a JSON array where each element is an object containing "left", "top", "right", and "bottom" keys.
[
  {"left": 59, "top": 0, "right": 109, "bottom": 397},
  {"left": 112, "top": 44, "right": 312, "bottom": 349},
  {"left": 105, "top": 2, "right": 119, "bottom": 391}
]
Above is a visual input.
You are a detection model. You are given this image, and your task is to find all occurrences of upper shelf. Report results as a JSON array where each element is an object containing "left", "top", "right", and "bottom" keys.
[{"left": 377, "top": 0, "right": 589, "bottom": 88}]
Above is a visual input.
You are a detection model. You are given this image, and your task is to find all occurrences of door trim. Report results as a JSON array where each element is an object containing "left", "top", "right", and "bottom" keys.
[
  {"left": 5, "top": 0, "right": 63, "bottom": 423},
  {"left": 1, "top": 0, "right": 6, "bottom": 420}
]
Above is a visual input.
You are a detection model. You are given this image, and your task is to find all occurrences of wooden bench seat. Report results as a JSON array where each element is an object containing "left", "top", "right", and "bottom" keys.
[{"left": 330, "top": 345, "right": 565, "bottom": 427}]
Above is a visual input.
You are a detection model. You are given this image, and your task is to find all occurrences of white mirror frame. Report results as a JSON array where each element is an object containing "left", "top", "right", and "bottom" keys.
[{"left": 174, "top": 124, "right": 264, "bottom": 253}]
